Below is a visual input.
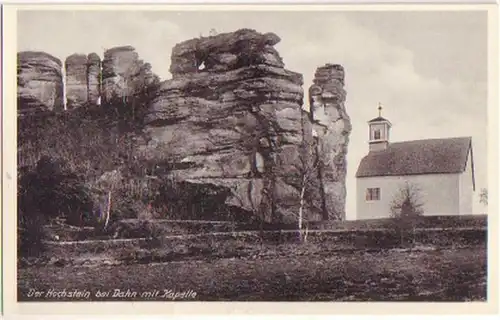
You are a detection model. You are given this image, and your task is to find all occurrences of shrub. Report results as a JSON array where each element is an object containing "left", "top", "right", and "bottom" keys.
[
  {"left": 18, "top": 155, "right": 94, "bottom": 225},
  {"left": 17, "top": 156, "right": 95, "bottom": 256},
  {"left": 17, "top": 91, "right": 165, "bottom": 222},
  {"left": 389, "top": 181, "right": 424, "bottom": 247},
  {"left": 152, "top": 179, "right": 236, "bottom": 221}
]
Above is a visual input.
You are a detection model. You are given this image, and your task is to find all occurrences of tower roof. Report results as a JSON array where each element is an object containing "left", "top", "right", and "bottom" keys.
[
  {"left": 369, "top": 102, "right": 391, "bottom": 125},
  {"left": 368, "top": 116, "right": 391, "bottom": 123}
]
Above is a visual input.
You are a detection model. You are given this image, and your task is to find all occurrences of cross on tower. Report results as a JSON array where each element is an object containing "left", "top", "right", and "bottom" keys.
[{"left": 378, "top": 102, "right": 383, "bottom": 117}]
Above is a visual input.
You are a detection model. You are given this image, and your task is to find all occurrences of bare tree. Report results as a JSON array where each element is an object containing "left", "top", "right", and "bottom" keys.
[
  {"left": 389, "top": 181, "right": 424, "bottom": 247},
  {"left": 292, "top": 142, "right": 320, "bottom": 243},
  {"left": 92, "top": 169, "right": 121, "bottom": 232}
]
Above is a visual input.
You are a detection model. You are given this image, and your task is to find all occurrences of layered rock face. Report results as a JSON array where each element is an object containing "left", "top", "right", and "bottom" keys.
[
  {"left": 101, "top": 46, "right": 159, "bottom": 104},
  {"left": 65, "top": 54, "right": 89, "bottom": 109},
  {"left": 87, "top": 53, "right": 102, "bottom": 105},
  {"left": 143, "top": 29, "right": 305, "bottom": 223},
  {"left": 308, "top": 64, "right": 352, "bottom": 220},
  {"left": 169, "top": 29, "right": 284, "bottom": 75},
  {"left": 16, "top": 32, "right": 351, "bottom": 223},
  {"left": 18, "top": 47, "right": 157, "bottom": 112},
  {"left": 17, "top": 51, "right": 64, "bottom": 113}
]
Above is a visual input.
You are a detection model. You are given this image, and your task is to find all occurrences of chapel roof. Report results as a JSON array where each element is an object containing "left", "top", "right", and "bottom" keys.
[{"left": 355, "top": 136, "right": 473, "bottom": 179}]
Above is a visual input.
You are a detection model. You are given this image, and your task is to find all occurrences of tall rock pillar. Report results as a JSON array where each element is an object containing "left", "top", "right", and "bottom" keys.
[
  {"left": 65, "top": 54, "right": 89, "bottom": 109},
  {"left": 309, "top": 64, "right": 351, "bottom": 220},
  {"left": 87, "top": 52, "right": 102, "bottom": 105},
  {"left": 101, "top": 46, "right": 159, "bottom": 105}
]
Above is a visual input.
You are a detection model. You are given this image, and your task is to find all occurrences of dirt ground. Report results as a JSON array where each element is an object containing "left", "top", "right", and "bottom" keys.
[{"left": 18, "top": 245, "right": 486, "bottom": 302}]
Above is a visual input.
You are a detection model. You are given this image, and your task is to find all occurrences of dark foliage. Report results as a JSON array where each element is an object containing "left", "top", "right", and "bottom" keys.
[
  {"left": 17, "top": 84, "right": 161, "bottom": 224},
  {"left": 18, "top": 156, "right": 94, "bottom": 223},
  {"left": 152, "top": 180, "right": 254, "bottom": 222},
  {"left": 17, "top": 211, "right": 47, "bottom": 258},
  {"left": 17, "top": 156, "right": 94, "bottom": 256}
]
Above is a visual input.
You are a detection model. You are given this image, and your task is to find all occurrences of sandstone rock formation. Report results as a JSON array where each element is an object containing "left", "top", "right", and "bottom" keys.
[
  {"left": 18, "top": 47, "right": 157, "bottom": 114},
  {"left": 308, "top": 64, "right": 352, "bottom": 220},
  {"left": 16, "top": 32, "right": 351, "bottom": 224},
  {"left": 17, "top": 51, "right": 64, "bottom": 113},
  {"left": 101, "top": 46, "right": 159, "bottom": 104},
  {"left": 169, "top": 28, "right": 284, "bottom": 76},
  {"left": 87, "top": 53, "right": 102, "bottom": 105},
  {"left": 143, "top": 29, "right": 305, "bottom": 223},
  {"left": 65, "top": 54, "right": 89, "bottom": 109}
]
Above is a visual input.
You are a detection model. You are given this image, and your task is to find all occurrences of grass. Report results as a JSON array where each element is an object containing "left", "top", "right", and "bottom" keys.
[
  {"left": 18, "top": 216, "right": 488, "bottom": 302},
  {"left": 17, "top": 245, "right": 486, "bottom": 301},
  {"left": 306, "top": 214, "right": 488, "bottom": 231},
  {"left": 43, "top": 214, "right": 488, "bottom": 242}
]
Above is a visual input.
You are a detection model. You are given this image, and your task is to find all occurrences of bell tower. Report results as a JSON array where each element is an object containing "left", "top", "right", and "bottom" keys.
[{"left": 368, "top": 103, "right": 392, "bottom": 152}]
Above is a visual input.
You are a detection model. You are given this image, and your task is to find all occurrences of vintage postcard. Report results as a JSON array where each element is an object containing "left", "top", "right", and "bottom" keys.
[{"left": 1, "top": 2, "right": 499, "bottom": 316}]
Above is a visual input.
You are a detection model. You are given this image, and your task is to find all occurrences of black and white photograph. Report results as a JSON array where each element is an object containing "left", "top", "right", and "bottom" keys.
[{"left": 5, "top": 3, "right": 497, "bottom": 309}]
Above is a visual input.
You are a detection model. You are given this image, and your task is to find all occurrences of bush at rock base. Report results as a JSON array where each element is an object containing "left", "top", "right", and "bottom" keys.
[{"left": 17, "top": 155, "right": 94, "bottom": 257}]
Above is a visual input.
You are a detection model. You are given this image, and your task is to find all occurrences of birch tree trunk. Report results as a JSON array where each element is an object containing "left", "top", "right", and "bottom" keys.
[
  {"left": 103, "top": 190, "right": 112, "bottom": 230},
  {"left": 298, "top": 174, "right": 307, "bottom": 242}
]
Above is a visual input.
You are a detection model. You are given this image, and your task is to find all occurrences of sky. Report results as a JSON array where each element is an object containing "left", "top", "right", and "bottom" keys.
[{"left": 17, "top": 9, "right": 489, "bottom": 219}]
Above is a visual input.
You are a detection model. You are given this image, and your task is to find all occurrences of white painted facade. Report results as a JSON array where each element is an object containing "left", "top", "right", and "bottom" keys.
[
  {"left": 356, "top": 164, "right": 474, "bottom": 220},
  {"left": 368, "top": 119, "right": 391, "bottom": 152},
  {"left": 459, "top": 147, "right": 475, "bottom": 214}
]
